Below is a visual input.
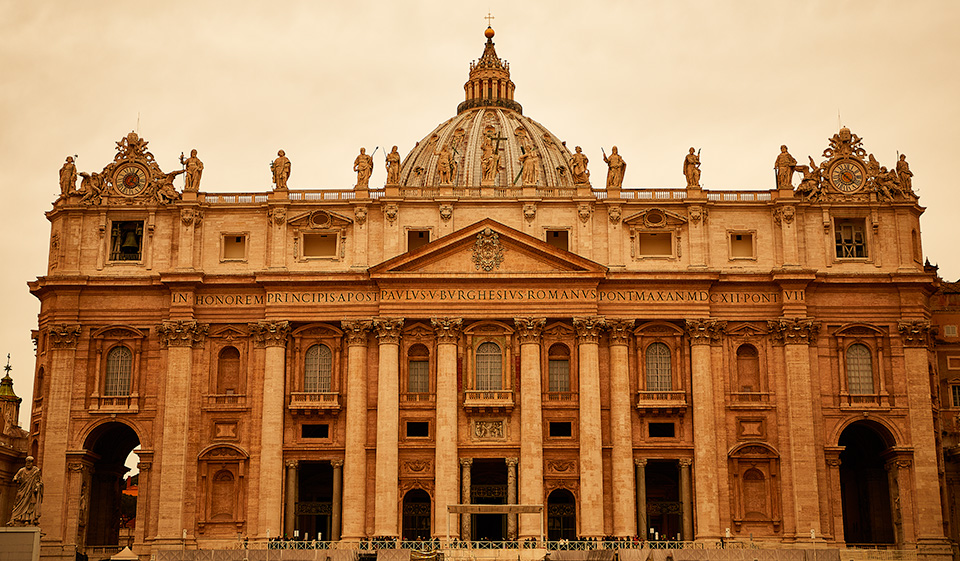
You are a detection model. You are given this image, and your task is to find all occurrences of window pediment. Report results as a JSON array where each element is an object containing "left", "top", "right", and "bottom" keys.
[
  {"left": 91, "top": 325, "right": 147, "bottom": 340},
  {"left": 286, "top": 209, "right": 353, "bottom": 229}
]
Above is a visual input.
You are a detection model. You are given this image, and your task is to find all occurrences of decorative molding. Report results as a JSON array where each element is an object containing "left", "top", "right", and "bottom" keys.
[
  {"left": 768, "top": 318, "right": 820, "bottom": 346},
  {"left": 383, "top": 203, "right": 399, "bottom": 224},
  {"left": 688, "top": 205, "right": 706, "bottom": 225},
  {"left": 268, "top": 206, "right": 287, "bottom": 225},
  {"left": 431, "top": 317, "right": 463, "bottom": 344},
  {"left": 473, "top": 420, "right": 505, "bottom": 439},
  {"left": 249, "top": 321, "right": 290, "bottom": 348},
  {"left": 523, "top": 203, "right": 536, "bottom": 223},
  {"left": 331, "top": 459, "right": 344, "bottom": 469},
  {"left": 156, "top": 320, "right": 208, "bottom": 348},
  {"left": 513, "top": 317, "right": 546, "bottom": 344},
  {"left": 634, "top": 458, "right": 647, "bottom": 468},
  {"left": 341, "top": 320, "right": 373, "bottom": 346},
  {"left": 678, "top": 458, "right": 693, "bottom": 468},
  {"left": 439, "top": 204, "right": 453, "bottom": 223},
  {"left": 472, "top": 227, "right": 505, "bottom": 271},
  {"left": 353, "top": 206, "right": 367, "bottom": 226},
  {"left": 898, "top": 320, "right": 936, "bottom": 348},
  {"left": 577, "top": 203, "right": 593, "bottom": 224},
  {"left": 403, "top": 459, "right": 432, "bottom": 474},
  {"left": 573, "top": 316, "right": 606, "bottom": 343},
  {"left": 373, "top": 318, "right": 404, "bottom": 344},
  {"left": 49, "top": 324, "right": 82, "bottom": 349},
  {"left": 773, "top": 205, "right": 795, "bottom": 227},
  {"left": 459, "top": 457, "right": 473, "bottom": 468},
  {"left": 607, "top": 319, "right": 634, "bottom": 346},
  {"left": 608, "top": 206, "right": 622, "bottom": 224},
  {"left": 285, "top": 460, "right": 299, "bottom": 469},
  {"left": 685, "top": 318, "right": 726, "bottom": 345},
  {"left": 547, "top": 460, "right": 577, "bottom": 474}
]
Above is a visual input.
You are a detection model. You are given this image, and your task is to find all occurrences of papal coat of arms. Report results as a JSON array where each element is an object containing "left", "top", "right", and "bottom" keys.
[{"left": 471, "top": 227, "right": 505, "bottom": 271}]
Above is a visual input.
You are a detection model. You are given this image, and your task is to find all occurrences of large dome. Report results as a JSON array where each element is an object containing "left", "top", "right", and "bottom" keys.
[{"left": 397, "top": 27, "right": 579, "bottom": 189}]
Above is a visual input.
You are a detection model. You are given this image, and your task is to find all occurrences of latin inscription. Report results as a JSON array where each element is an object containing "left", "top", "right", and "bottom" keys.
[{"left": 174, "top": 289, "right": 803, "bottom": 307}]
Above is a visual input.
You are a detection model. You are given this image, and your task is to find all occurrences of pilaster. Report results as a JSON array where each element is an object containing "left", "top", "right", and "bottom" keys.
[
  {"left": 340, "top": 320, "right": 372, "bottom": 540},
  {"left": 460, "top": 458, "right": 473, "bottom": 541},
  {"left": 513, "top": 317, "right": 545, "bottom": 539},
  {"left": 608, "top": 319, "right": 635, "bottom": 537},
  {"left": 506, "top": 457, "right": 518, "bottom": 540},
  {"left": 431, "top": 317, "right": 463, "bottom": 538},
  {"left": 373, "top": 317, "right": 403, "bottom": 537},
  {"left": 573, "top": 316, "right": 605, "bottom": 537}
]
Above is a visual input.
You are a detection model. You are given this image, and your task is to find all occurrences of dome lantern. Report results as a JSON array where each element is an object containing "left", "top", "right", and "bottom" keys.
[{"left": 458, "top": 26, "right": 522, "bottom": 115}]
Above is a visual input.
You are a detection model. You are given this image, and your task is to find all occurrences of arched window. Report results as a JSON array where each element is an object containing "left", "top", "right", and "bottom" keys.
[
  {"left": 408, "top": 344, "right": 430, "bottom": 394},
  {"left": 645, "top": 342, "right": 672, "bottom": 391},
  {"left": 846, "top": 343, "right": 874, "bottom": 394},
  {"left": 548, "top": 344, "right": 571, "bottom": 393},
  {"left": 211, "top": 470, "right": 235, "bottom": 520},
  {"left": 475, "top": 342, "right": 502, "bottom": 391},
  {"left": 105, "top": 346, "right": 132, "bottom": 396},
  {"left": 217, "top": 346, "right": 241, "bottom": 394},
  {"left": 736, "top": 344, "right": 761, "bottom": 393},
  {"left": 305, "top": 344, "right": 332, "bottom": 392}
]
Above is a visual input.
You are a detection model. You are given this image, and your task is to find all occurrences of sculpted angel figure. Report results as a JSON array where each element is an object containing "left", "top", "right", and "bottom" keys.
[
  {"left": 153, "top": 170, "right": 184, "bottom": 205},
  {"left": 271, "top": 150, "right": 291, "bottom": 190},
  {"left": 603, "top": 146, "right": 625, "bottom": 188},
  {"left": 385, "top": 146, "right": 401, "bottom": 185},
  {"left": 78, "top": 171, "right": 103, "bottom": 205},
  {"left": 354, "top": 147, "right": 374, "bottom": 188},
  {"left": 796, "top": 156, "right": 822, "bottom": 199},
  {"left": 683, "top": 147, "right": 701, "bottom": 187},
  {"left": 570, "top": 146, "right": 590, "bottom": 185},
  {"left": 59, "top": 156, "right": 77, "bottom": 197},
  {"left": 180, "top": 149, "right": 204, "bottom": 191},
  {"left": 8, "top": 456, "right": 42, "bottom": 526},
  {"left": 774, "top": 145, "right": 797, "bottom": 189}
]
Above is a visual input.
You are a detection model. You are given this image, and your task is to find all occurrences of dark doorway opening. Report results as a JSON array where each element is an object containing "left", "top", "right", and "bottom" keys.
[
  {"left": 839, "top": 422, "right": 895, "bottom": 545},
  {"left": 645, "top": 460, "right": 681, "bottom": 541},
  {"left": 297, "top": 462, "right": 333, "bottom": 541},
  {"left": 82, "top": 422, "right": 140, "bottom": 552},
  {"left": 547, "top": 488, "right": 576, "bottom": 540},
  {"left": 471, "top": 458, "right": 506, "bottom": 541},
  {"left": 402, "top": 489, "right": 431, "bottom": 540}
]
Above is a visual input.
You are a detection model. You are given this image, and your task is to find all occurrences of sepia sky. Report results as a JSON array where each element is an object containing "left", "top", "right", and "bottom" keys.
[{"left": 1, "top": 1, "right": 958, "bottom": 426}]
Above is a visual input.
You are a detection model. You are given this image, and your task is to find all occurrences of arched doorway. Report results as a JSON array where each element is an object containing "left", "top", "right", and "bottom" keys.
[
  {"left": 838, "top": 421, "right": 895, "bottom": 545},
  {"left": 81, "top": 422, "right": 141, "bottom": 552},
  {"left": 546, "top": 489, "right": 576, "bottom": 541},
  {"left": 402, "top": 489, "right": 431, "bottom": 540}
]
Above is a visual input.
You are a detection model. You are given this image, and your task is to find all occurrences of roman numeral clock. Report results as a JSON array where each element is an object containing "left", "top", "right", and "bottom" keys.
[
  {"left": 828, "top": 160, "right": 866, "bottom": 193},
  {"left": 113, "top": 163, "right": 150, "bottom": 197}
]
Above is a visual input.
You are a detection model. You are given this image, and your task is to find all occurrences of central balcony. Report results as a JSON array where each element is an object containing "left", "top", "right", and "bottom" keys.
[
  {"left": 289, "top": 392, "right": 341, "bottom": 416},
  {"left": 635, "top": 390, "right": 687, "bottom": 416},
  {"left": 463, "top": 390, "right": 515, "bottom": 413}
]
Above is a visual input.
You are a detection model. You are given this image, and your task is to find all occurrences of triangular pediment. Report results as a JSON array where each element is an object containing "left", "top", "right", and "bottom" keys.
[{"left": 369, "top": 219, "right": 607, "bottom": 277}]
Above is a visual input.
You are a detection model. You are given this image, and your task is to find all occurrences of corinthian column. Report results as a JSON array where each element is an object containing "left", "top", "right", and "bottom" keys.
[
  {"left": 284, "top": 460, "right": 298, "bottom": 538},
  {"left": 574, "top": 316, "right": 606, "bottom": 537},
  {"left": 768, "top": 318, "right": 821, "bottom": 540},
  {"left": 374, "top": 317, "right": 403, "bottom": 537},
  {"left": 460, "top": 458, "right": 473, "bottom": 540},
  {"left": 506, "top": 457, "right": 519, "bottom": 540},
  {"left": 39, "top": 323, "right": 82, "bottom": 547},
  {"left": 155, "top": 320, "right": 208, "bottom": 543},
  {"left": 341, "top": 320, "right": 372, "bottom": 540},
  {"left": 608, "top": 319, "right": 636, "bottom": 537},
  {"left": 431, "top": 317, "right": 463, "bottom": 538},
  {"left": 331, "top": 460, "right": 343, "bottom": 541},
  {"left": 514, "top": 317, "right": 545, "bottom": 539},
  {"left": 897, "top": 321, "right": 949, "bottom": 548},
  {"left": 251, "top": 320, "right": 290, "bottom": 540},
  {"left": 685, "top": 318, "right": 724, "bottom": 540}
]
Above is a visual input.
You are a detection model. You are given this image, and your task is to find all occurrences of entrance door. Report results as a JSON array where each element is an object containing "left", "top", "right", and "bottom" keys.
[
  {"left": 297, "top": 462, "right": 333, "bottom": 540},
  {"left": 645, "top": 461, "right": 681, "bottom": 541},
  {"left": 839, "top": 422, "right": 895, "bottom": 545},
  {"left": 402, "top": 489, "right": 431, "bottom": 540},
  {"left": 471, "top": 458, "right": 506, "bottom": 541},
  {"left": 82, "top": 422, "right": 141, "bottom": 553},
  {"left": 547, "top": 489, "right": 576, "bottom": 540}
]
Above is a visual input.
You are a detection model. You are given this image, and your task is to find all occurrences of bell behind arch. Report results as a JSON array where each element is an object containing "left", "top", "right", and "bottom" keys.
[{"left": 120, "top": 230, "right": 139, "bottom": 250}]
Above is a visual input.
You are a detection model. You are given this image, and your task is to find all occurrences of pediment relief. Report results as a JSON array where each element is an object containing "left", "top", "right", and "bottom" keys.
[
  {"left": 634, "top": 321, "right": 684, "bottom": 337},
  {"left": 199, "top": 443, "right": 250, "bottom": 461},
  {"left": 833, "top": 322, "right": 885, "bottom": 338},
  {"left": 623, "top": 208, "right": 688, "bottom": 229},
  {"left": 292, "top": 323, "right": 344, "bottom": 339},
  {"left": 727, "top": 323, "right": 768, "bottom": 337},
  {"left": 403, "top": 322, "right": 434, "bottom": 341},
  {"left": 209, "top": 325, "right": 249, "bottom": 340},
  {"left": 464, "top": 320, "right": 515, "bottom": 336},
  {"left": 729, "top": 442, "right": 779, "bottom": 459},
  {"left": 369, "top": 219, "right": 606, "bottom": 277},
  {"left": 287, "top": 209, "right": 353, "bottom": 229},
  {"left": 92, "top": 325, "right": 147, "bottom": 340},
  {"left": 543, "top": 322, "right": 575, "bottom": 339}
]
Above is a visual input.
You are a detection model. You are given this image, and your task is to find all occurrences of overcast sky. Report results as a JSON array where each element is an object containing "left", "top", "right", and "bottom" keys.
[{"left": 2, "top": 1, "right": 958, "bottom": 426}]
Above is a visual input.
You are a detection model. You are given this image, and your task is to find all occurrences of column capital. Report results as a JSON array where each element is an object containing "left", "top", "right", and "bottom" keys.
[
  {"left": 250, "top": 320, "right": 291, "bottom": 348},
  {"left": 573, "top": 316, "right": 606, "bottom": 344},
  {"left": 767, "top": 317, "right": 820, "bottom": 346},
  {"left": 137, "top": 462, "right": 153, "bottom": 472},
  {"left": 157, "top": 320, "right": 209, "bottom": 348},
  {"left": 431, "top": 317, "right": 463, "bottom": 344},
  {"left": 898, "top": 320, "right": 935, "bottom": 348},
  {"left": 285, "top": 459, "right": 299, "bottom": 469},
  {"left": 634, "top": 458, "right": 647, "bottom": 468},
  {"left": 505, "top": 457, "right": 519, "bottom": 468},
  {"left": 607, "top": 319, "right": 635, "bottom": 346},
  {"left": 49, "top": 323, "right": 82, "bottom": 349},
  {"left": 331, "top": 459, "right": 344, "bottom": 469},
  {"left": 373, "top": 317, "right": 404, "bottom": 344},
  {"left": 678, "top": 458, "right": 693, "bottom": 468},
  {"left": 513, "top": 317, "right": 545, "bottom": 344},
  {"left": 459, "top": 457, "right": 473, "bottom": 467},
  {"left": 685, "top": 318, "right": 726, "bottom": 345},
  {"left": 341, "top": 319, "right": 373, "bottom": 346}
]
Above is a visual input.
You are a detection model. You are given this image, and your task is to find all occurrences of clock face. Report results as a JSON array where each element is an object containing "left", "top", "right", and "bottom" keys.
[
  {"left": 114, "top": 164, "right": 148, "bottom": 196},
  {"left": 829, "top": 160, "right": 866, "bottom": 192}
]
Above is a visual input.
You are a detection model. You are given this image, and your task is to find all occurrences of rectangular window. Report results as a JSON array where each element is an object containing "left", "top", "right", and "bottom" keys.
[
  {"left": 110, "top": 221, "right": 144, "bottom": 261},
  {"left": 222, "top": 234, "right": 247, "bottom": 261},
  {"left": 548, "top": 359, "right": 570, "bottom": 392},
  {"left": 406, "top": 421, "right": 429, "bottom": 438},
  {"left": 948, "top": 356, "right": 960, "bottom": 370},
  {"left": 648, "top": 422, "right": 676, "bottom": 438},
  {"left": 944, "top": 325, "right": 958, "bottom": 337},
  {"left": 546, "top": 230, "right": 569, "bottom": 251},
  {"left": 639, "top": 232, "right": 673, "bottom": 256},
  {"left": 729, "top": 232, "right": 755, "bottom": 259},
  {"left": 407, "top": 230, "right": 430, "bottom": 252},
  {"left": 835, "top": 219, "right": 867, "bottom": 259},
  {"left": 408, "top": 360, "right": 429, "bottom": 393},
  {"left": 952, "top": 385, "right": 960, "bottom": 408},
  {"left": 301, "top": 424, "right": 329, "bottom": 439},
  {"left": 302, "top": 232, "right": 337, "bottom": 257},
  {"left": 549, "top": 421, "right": 572, "bottom": 437}
]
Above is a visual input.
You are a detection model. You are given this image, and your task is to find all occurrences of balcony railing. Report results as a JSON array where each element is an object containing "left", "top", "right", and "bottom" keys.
[
  {"left": 729, "top": 391, "right": 771, "bottom": 403},
  {"left": 206, "top": 393, "right": 247, "bottom": 407},
  {"left": 402, "top": 392, "right": 435, "bottom": 403},
  {"left": 463, "top": 389, "right": 515, "bottom": 411},
  {"left": 89, "top": 395, "right": 138, "bottom": 414},
  {"left": 840, "top": 392, "right": 888, "bottom": 408},
  {"left": 635, "top": 390, "right": 687, "bottom": 415},
  {"left": 543, "top": 391, "right": 577, "bottom": 402},
  {"left": 289, "top": 392, "right": 341, "bottom": 413},
  {"left": 706, "top": 191, "right": 773, "bottom": 202}
]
